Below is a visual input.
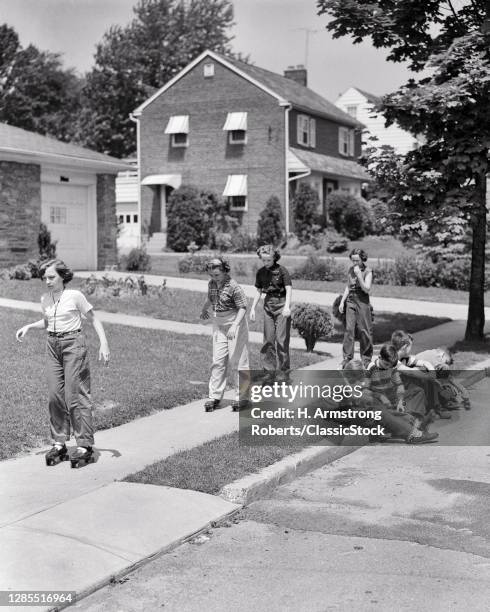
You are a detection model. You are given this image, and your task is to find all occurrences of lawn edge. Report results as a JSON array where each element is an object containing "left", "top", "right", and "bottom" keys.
[{"left": 219, "top": 444, "right": 360, "bottom": 506}]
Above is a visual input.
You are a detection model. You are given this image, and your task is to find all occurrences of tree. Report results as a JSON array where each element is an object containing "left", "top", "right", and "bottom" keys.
[
  {"left": 318, "top": 0, "right": 490, "bottom": 340},
  {"left": 78, "top": 0, "right": 236, "bottom": 157},
  {"left": 292, "top": 183, "right": 320, "bottom": 243},
  {"left": 257, "top": 195, "right": 284, "bottom": 246},
  {"left": 0, "top": 24, "right": 82, "bottom": 141},
  {"left": 291, "top": 303, "right": 333, "bottom": 352}
]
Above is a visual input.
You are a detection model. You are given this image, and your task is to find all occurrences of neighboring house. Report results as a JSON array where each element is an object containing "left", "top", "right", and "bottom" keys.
[
  {"left": 0, "top": 123, "right": 129, "bottom": 270},
  {"left": 115, "top": 157, "right": 140, "bottom": 253},
  {"left": 131, "top": 51, "right": 369, "bottom": 245},
  {"left": 335, "top": 87, "right": 421, "bottom": 155}
]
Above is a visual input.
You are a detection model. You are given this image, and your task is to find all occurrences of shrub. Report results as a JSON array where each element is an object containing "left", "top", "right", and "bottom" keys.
[
  {"left": 38, "top": 223, "right": 57, "bottom": 261},
  {"left": 311, "top": 229, "right": 349, "bottom": 254},
  {"left": 366, "top": 199, "right": 396, "bottom": 235},
  {"left": 291, "top": 255, "right": 346, "bottom": 281},
  {"left": 257, "top": 195, "right": 284, "bottom": 246},
  {"left": 291, "top": 303, "right": 333, "bottom": 352},
  {"left": 292, "top": 183, "right": 320, "bottom": 243},
  {"left": 328, "top": 193, "right": 373, "bottom": 240},
  {"left": 121, "top": 247, "right": 151, "bottom": 272},
  {"left": 167, "top": 186, "right": 209, "bottom": 252},
  {"left": 205, "top": 192, "right": 240, "bottom": 250},
  {"left": 230, "top": 231, "right": 257, "bottom": 253},
  {"left": 178, "top": 254, "right": 209, "bottom": 274}
]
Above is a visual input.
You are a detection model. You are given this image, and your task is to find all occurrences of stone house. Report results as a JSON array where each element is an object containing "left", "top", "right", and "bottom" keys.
[
  {"left": 0, "top": 123, "right": 130, "bottom": 270},
  {"left": 131, "top": 50, "right": 369, "bottom": 247}
]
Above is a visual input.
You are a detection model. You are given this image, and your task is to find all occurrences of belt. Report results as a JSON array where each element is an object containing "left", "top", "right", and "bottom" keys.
[{"left": 48, "top": 329, "right": 81, "bottom": 338}]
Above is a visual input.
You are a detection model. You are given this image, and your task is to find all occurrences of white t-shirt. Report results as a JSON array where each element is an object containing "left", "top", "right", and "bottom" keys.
[{"left": 41, "top": 289, "right": 93, "bottom": 333}]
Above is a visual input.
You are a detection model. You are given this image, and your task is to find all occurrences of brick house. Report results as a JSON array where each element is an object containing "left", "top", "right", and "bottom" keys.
[
  {"left": 132, "top": 50, "right": 369, "bottom": 246},
  {"left": 0, "top": 123, "right": 130, "bottom": 270}
]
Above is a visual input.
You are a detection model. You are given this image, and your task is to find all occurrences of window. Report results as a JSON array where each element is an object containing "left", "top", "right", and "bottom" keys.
[
  {"left": 223, "top": 112, "right": 247, "bottom": 144},
  {"left": 126, "top": 214, "right": 131, "bottom": 223},
  {"left": 49, "top": 206, "right": 66, "bottom": 224},
  {"left": 133, "top": 214, "right": 138, "bottom": 223},
  {"left": 203, "top": 62, "right": 215, "bottom": 77},
  {"left": 346, "top": 105, "right": 358, "bottom": 118},
  {"left": 223, "top": 174, "right": 247, "bottom": 210},
  {"left": 296, "top": 114, "right": 316, "bottom": 148},
  {"left": 171, "top": 133, "right": 188, "bottom": 147},
  {"left": 339, "top": 127, "right": 355, "bottom": 156},
  {"left": 118, "top": 214, "right": 124, "bottom": 224},
  {"left": 227, "top": 196, "right": 247, "bottom": 210},
  {"left": 165, "top": 115, "right": 189, "bottom": 147},
  {"left": 229, "top": 129, "right": 247, "bottom": 144}
]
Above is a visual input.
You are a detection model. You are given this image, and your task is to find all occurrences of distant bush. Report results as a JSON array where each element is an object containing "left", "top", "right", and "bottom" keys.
[
  {"left": 292, "top": 303, "right": 333, "bottom": 352},
  {"left": 120, "top": 247, "right": 151, "bottom": 272},
  {"left": 328, "top": 193, "right": 373, "bottom": 240},
  {"left": 291, "top": 255, "right": 346, "bottom": 281},
  {"left": 366, "top": 199, "right": 397, "bottom": 235},
  {"left": 38, "top": 223, "right": 57, "bottom": 261},
  {"left": 230, "top": 231, "right": 257, "bottom": 253},
  {"left": 311, "top": 229, "right": 349, "bottom": 254},
  {"left": 257, "top": 195, "right": 284, "bottom": 246}
]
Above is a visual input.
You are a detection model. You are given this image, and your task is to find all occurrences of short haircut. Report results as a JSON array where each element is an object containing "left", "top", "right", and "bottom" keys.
[
  {"left": 391, "top": 330, "right": 413, "bottom": 350},
  {"left": 379, "top": 344, "right": 399, "bottom": 366},
  {"left": 349, "top": 248, "right": 368, "bottom": 262},
  {"left": 205, "top": 256, "right": 230, "bottom": 273},
  {"left": 256, "top": 244, "right": 281, "bottom": 263},
  {"left": 39, "top": 259, "right": 74, "bottom": 285}
]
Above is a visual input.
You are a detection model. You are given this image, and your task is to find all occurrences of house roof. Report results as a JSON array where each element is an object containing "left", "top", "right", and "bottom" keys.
[
  {"left": 0, "top": 123, "right": 130, "bottom": 171},
  {"left": 223, "top": 55, "right": 361, "bottom": 127},
  {"left": 134, "top": 50, "right": 361, "bottom": 128},
  {"left": 290, "top": 147, "right": 370, "bottom": 181},
  {"left": 352, "top": 87, "right": 382, "bottom": 106}
]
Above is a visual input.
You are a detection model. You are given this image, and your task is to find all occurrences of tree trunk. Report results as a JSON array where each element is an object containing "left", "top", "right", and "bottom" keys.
[
  {"left": 465, "top": 171, "right": 487, "bottom": 340},
  {"left": 305, "top": 334, "right": 316, "bottom": 352}
]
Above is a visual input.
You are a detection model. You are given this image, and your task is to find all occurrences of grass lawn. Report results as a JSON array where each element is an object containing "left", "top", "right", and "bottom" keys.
[
  {"left": 0, "top": 310, "right": 323, "bottom": 461},
  {"left": 124, "top": 431, "right": 303, "bottom": 495},
  {"left": 1, "top": 279, "right": 450, "bottom": 346},
  {"left": 449, "top": 338, "right": 490, "bottom": 368}
]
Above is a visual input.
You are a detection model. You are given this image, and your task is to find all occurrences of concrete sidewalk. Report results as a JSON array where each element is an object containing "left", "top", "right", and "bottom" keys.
[
  {"left": 0, "top": 296, "right": 486, "bottom": 610},
  {"left": 77, "top": 270, "right": 488, "bottom": 321}
]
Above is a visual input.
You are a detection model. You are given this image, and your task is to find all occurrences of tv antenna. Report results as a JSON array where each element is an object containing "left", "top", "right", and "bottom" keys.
[{"left": 291, "top": 28, "right": 318, "bottom": 68}]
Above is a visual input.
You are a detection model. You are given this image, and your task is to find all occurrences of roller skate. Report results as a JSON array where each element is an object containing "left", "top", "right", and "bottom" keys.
[
  {"left": 70, "top": 446, "right": 95, "bottom": 468},
  {"left": 45, "top": 444, "right": 69, "bottom": 466},
  {"left": 231, "top": 399, "right": 250, "bottom": 412},
  {"left": 204, "top": 399, "right": 221, "bottom": 413}
]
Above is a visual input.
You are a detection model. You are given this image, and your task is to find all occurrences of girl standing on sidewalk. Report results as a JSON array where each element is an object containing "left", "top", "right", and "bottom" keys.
[
  {"left": 15, "top": 259, "right": 110, "bottom": 467},
  {"left": 339, "top": 248, "right": 374, "bottom": 368},
  {"left": 200, "top": 257, "right": 250, "bottom": 412},
  {"left": 250, "top": 245, "right": 292, "bottom": 380}
]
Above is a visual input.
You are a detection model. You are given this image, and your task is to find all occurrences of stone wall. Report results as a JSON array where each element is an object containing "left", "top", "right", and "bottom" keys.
[
  {"left": 96, "top": 174, "right": 118, "bottom": 269},
  {"left": 0, "top": 161, "right": 41, "bottom": 267}
]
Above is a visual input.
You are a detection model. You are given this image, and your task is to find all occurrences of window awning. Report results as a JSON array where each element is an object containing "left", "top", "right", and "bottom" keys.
[
  {"left": 141, "top": 174, "right": 182, "bottom": 189},
  {"left": 287, "top": 149, "right": 309, "bottom": 173},
  {"left": 223, "top": 174, "right": 247, "bottom": 197},
  {"left": 164, "top": 115, "right": 189, "bottom": 134},
  {"left": 223, "top": 112, "right": 247, "bottom": 131}
]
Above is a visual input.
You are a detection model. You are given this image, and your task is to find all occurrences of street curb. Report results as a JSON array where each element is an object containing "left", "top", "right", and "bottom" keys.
[
  {"left": 47, "top": 504, "right": 241, "bottom": 612},
  {"left": 219, "top": 444, "right": 359, "bottom": 506}
]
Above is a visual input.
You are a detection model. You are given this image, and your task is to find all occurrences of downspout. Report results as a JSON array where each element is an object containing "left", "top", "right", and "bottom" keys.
[
  {"left": 280, "top": 101, "right": 292, "bottom": 234},
  {"left": 129, "top": 112, "right": 141, "bottom": 248}
]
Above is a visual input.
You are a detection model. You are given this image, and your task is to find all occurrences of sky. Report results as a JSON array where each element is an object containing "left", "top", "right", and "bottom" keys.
[{"left": 0, "top": 0, "right": 417, "bottom": 102}]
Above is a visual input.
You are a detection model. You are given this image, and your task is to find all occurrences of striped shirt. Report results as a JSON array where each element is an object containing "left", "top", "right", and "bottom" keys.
[
  {"left": 366, "top": 358, "right": 405, "bottom": 402},
  {"left": 208, "top": 276, "right": 248, "bottom": 313}
]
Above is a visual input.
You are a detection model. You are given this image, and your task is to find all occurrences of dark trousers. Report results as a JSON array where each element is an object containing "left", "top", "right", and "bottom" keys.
[
  {"left": 46, "top": 332, "right": 94, "bottom": 446},
  {"left": 261, "top": 298, "right": 291, "bottom": 371},
  {"left": 342, "top": 292, "right": 373, "bottom": 367}
]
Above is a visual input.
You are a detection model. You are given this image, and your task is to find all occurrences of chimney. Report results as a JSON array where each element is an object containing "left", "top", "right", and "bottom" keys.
[{"left": 284, "top": 65, "right": 307, "bottom": 87}]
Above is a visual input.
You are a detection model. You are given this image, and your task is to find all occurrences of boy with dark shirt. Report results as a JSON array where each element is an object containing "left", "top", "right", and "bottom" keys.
[{"left": 250, "top": 245, "right": 292, "bottom": 376}]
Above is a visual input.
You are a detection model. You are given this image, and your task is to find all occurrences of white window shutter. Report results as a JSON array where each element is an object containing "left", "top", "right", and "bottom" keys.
[
  {"left": 297, "top": 115, "right": 304, "bottom": 145},
  {"left": 338, "top": 127, "right": 344, "bottom": 155},
  {"left": 349, "top": 130, "right": 355, "bottom": 156},
  {"left": 309, "top": 118, "right": 316, "bottom": 148}
]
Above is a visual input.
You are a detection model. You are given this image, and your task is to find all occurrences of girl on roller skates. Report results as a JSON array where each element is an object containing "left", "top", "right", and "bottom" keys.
[{"left": 15, "top": 259, "right": 110, "bottom": 467}]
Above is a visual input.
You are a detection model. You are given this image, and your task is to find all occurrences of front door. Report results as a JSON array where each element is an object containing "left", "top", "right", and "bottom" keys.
[{"left": 322, "top": 179, "right": 338, "bottom": 222}]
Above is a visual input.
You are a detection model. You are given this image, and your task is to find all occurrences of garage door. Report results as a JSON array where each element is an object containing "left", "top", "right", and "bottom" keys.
[{"left": 41, "top": 183, "right": 91, "bottom": 270}]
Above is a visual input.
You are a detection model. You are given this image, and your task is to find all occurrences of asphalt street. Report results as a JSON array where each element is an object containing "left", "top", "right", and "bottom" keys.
[{"left": 69, "top": 379, "right": 490, "bottom": 612}]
